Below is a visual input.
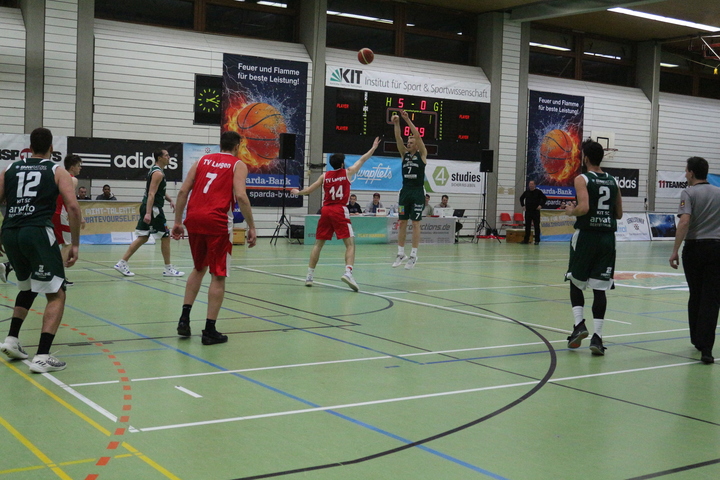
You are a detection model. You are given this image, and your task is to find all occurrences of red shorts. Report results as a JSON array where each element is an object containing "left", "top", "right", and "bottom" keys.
[
  {"left": 316, "top": 205, "right": 353, "bottom": 241},
  {"left": 51, "top": 211, "right": 70, "bottom": 245},
  {"left": 188, "top": 232, "right": 233, "bottom": 277}
]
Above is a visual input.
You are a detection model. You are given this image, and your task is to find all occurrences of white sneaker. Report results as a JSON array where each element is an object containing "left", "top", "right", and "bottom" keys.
[
  {"left": 405, "top": 256, "right": 417, "bottom": 270},
  {"left": 1, "top": 336, "right": 28, "bottom": 360},
  {"left": 392, "top": 254, "right": 408, "bottom": 268},
  {"left": 114, "top": 260, "right": 135, "bottom": 277},
  {"left": 29, "top": 354, "right": 66, "bottom": 373},
  {"left": 305, "top": 273, "right": 314, "bottom": 287},
  {"left": 341, "top": 272, "right": 359, "bottom": 292},
  {"left": 163, "top": 265, "right": 185, "bottom": 277}
]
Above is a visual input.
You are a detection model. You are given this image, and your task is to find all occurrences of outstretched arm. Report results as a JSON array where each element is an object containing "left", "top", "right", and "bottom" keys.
[
  {"left": 291, "top": 174, "right": 325, "bottom": 196},
  {"left": 401, "top": 110, "right": 427, "bottom": 163},
  {"left": 392, "top": 114, "right": 406, "bottom": 156},
  {"left": 346, "top": 137, "right": 381, "bottom": 176}
]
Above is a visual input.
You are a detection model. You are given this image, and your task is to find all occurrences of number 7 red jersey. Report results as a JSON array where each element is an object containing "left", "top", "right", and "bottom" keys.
[
  {"left": 323, "top": 168, "right": 350, "bottom": 206},
  {"left": 184, "top": 152, "right": 241, "bottom": 235}
]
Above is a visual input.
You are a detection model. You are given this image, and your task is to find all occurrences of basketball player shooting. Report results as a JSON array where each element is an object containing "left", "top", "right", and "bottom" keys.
[
  {"left": 291, "top": 137, "right": 380, "bottom": 291},
  {"left": 392, "top": 110, "right": 428, "bottom": 270}
]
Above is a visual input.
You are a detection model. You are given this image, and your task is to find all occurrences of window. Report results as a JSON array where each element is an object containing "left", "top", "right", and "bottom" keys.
[
  {"left": 660, "top": 72, "right": 693, "bottom": 95},
  {"left": 96, "top": 0, "right": 194, "bottom": 29},
  {"left": 404, "top": 34, "right": 470, "bottom": 64},
  {"left": 326, "top": 23, "right": 395, "bottom": 54},
  {"left": 205, "top": 3, "right": 295, "bottom": 41},
  {"left": 529, "top": 52, "right": 575, "bottom": 78}
]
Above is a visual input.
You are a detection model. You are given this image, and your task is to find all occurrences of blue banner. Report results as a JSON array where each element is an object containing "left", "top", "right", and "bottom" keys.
[{"left": 329, "top": 154, "right": 402, "bottom": 192}]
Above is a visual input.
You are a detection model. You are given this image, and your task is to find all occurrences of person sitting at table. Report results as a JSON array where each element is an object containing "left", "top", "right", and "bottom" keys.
[
  {"left": 365, "top": 193, "right": 383, "bottom": 214},
  {"left": 96, "top": 184, "right": 117, "bottom": 200},
  {"left": 77, "top": 186, "right": 89, "bottom": 200},
  {"left": 422, "top": 194, "right": 434, "bottom": 217},
  {"left": 347, "top": 194, "right": 363, "bottom": 215},
  {"left": 435, "top": 194, "right": 450, "bottom": 209}
]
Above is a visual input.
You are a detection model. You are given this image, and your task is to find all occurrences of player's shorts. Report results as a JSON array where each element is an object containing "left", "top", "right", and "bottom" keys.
[
  {"left": 188, "top": 231, "right": 233, "bottom": 277},
  {"left": 566, "top": 229, "right": 616, "bottom": 291},
  {"left": 397, "top": 187, "right": 425, "bottom": 221},
  {"left": 51, "top": 209, "right": 71, "bottom": 245},
  {"left": 316, "top": 205, "right": 353, "bottom": 241},
  {"left": 2, "top": 225, "right": 65, "bottom": 293},
  {"left": 135, "top": 204, "right": 169, "bottom": 239}
]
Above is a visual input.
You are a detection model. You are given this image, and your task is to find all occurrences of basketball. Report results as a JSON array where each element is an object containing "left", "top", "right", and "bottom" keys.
[
  {"left": 236, "top": 103, "right": 287, "bottom": 162},
  {"left": 540, "top": 129, "right": 575, "bottom": 176},
  {"left": 358, "top": 48, "right": 374, "bottom": 65}
]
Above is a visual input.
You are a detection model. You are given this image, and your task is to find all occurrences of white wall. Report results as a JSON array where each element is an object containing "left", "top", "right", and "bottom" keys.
[
  {"left": 0, "top": 7, "right": 25, "bottom": 134},
  {"left": 528, "top": 75, "right": 652, "bottom": 212},
  {"left": 43, "top": 0, "right": 77, "bottom": 135},
  {"left": 657, "top": 92, "right": 720, "bottom": 211}
]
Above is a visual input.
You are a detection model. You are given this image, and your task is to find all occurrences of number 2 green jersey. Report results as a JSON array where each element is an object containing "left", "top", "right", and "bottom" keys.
[
  {"left": 574, "top": 171, "right": 619, "bottom": 232},
  {"left": 402, "top": 151, "right": 425, "bottom": 189},
  {"left": 2, "top": 157, "right": 59, "bottom": 230}
]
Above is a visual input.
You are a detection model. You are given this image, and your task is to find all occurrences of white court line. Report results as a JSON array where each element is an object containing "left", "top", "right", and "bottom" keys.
[
  {"left": 39, "top": 369, "right": 139, "bottom": 432},
  {"left": 69, "top": 328, "right": 691, "bottom": 387},
  {"left": 175, "top": 386, "right": 203, "bottom": 398},
  {"left": 427, "top": 284, "right": 567, "bottom": 292},
  {"left": 136, "top": 361, "right": 697, "bottom": 433}
]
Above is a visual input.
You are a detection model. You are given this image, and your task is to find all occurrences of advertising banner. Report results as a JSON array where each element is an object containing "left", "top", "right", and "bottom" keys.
[
  {"left": 539, "top": 210, "right": 575, "bottom": 242},
  {"left": 388, "top": 217, "right": 455, "bottom": 244},
  {"left": 77, "top": 201, "right": 155, "bottom": 245},
  {"left": 656, "top": 171, "right": 687, "bottom": 198},
  {"left": 68, "top": 137, "right": 183, "bottom": 182},
  {"left": 0, "top": 133, "right": 68, "bottom": 171},
  {"left": 616, "top": 212, "right": 651, "bottom": 241},
  {"left": 424, "top": 159, "right": 485, "bottom": 194},
  {"left": 648, "top": 213, "right": 677, "bottom": 240},
  {"left": 527, "top": 90, "right": 584, "bottom": 205},
  {"left": 304, "top": 215, "right": 389, "bottom": 245},
  {"left": 603, "top": 167, "right": 640, "bottom": 197},
  {"left": 325, "top": 65, "right": 490, "bottom": 103},
  {"left": 223, "top": 54, "right": 308, "bottom": 207},
  {"left": 182, "top": 143, "right": 220, "bottom": 179},
  {"left": 339, "top": 154, "right": 402, "bottom": 192}
]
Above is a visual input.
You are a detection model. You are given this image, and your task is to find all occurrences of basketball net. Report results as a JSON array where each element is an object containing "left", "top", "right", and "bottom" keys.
[{"left": 603, "top": 148, "right": 618, "bottom": 163}]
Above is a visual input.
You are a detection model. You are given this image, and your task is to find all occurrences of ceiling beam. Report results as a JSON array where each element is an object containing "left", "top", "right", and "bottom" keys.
[{"left": 509, "top": 0, "right": 665, "bottom": 22}]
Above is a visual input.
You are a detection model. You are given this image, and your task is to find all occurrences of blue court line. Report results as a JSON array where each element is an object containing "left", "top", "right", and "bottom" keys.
[{"left": 63, "top": 280, "right": 505, "bottom": 478}]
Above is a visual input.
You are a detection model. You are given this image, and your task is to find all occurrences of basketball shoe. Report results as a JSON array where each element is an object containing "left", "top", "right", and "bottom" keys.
[
  {"left": 202, "top": 330, "right": 228, "bottom": 345},
  {"left": 305, "top": 272, "right": 314, "bottom": 286},
  {"left": 392, "top": 254, "right": 408, "bottom": 268},
  {"left": 29, "top": 354, "right": 67, "bottom": 373},
  {"left": 0, "top": 262, "right": 12, "bottom": 283},
  {"left": 341, "top": 272, "right": 359, "bottom": 292},
  {"left": 567, "top": 320, "right": 589, "bottom": 349},
  {"left": 1, "top": 336, "right": 28, "bottom": 360},
  {"left": 114, "top": 260, "right": 135, "bottom": 277},
  {"left": 163, "top": 265, "right": 185, "bottom": 277},
  {"left": 404, "top": 256, "right": 417, "bottom": 270},
  {"left": 589, "top": 333, "right": 607, "bottom": 356}
]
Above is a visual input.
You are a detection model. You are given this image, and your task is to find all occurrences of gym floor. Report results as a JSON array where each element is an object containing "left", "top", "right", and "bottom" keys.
[{"left": 1, "top": 238, "right": 717, "bottom": 480}]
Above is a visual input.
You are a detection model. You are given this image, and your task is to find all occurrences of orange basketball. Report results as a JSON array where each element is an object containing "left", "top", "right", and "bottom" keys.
[
  {"left": 236, "top": 103, "right": 287, "bottom": 161},
  {"left": 358, "top": 48, "right": 374, "bottom": 65},
  {"left": 540, "top": 129, "right": 574, "bottom": 175}
]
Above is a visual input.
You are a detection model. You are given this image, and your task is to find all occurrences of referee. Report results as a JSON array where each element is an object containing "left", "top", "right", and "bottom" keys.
[{"left": 669, "top": 156, "right": 720, "bottom": 364}]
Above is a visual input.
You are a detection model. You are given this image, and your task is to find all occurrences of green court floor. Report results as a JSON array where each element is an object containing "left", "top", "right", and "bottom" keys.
[{"left": 0, "top": 238, "right": 717, "bottom": 480}]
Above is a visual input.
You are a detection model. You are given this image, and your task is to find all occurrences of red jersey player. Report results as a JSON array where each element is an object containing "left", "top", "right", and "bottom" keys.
[
  {"left": 51, "top": 154, "right": 84, "bottom": 285},
  {"left": 171, "top": 131, "right": 256, "bottom": 345},
  {"left": 291, "top": 137, "right": 380, "bottom": 291}
]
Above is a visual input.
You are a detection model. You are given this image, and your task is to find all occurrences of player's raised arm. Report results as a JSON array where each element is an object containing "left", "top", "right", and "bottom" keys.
[
  {"left": 291, "top": 173, "right": 325, "bottom": 196},
  {"left": 392, "top": 114, "right": 406, "bottom": 156},
  {"left": 401, "top": 110, "right": 427, "bottom": 163},
  {"left": 347, "top": 137, "right": 380, "bottom": 177}
]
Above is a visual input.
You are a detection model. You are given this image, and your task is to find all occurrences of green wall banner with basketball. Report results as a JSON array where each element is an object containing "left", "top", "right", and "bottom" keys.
[
  {"left": 222, "top": 54, "right": 308, "bottom": 207},
  {"left": 526, "top": 90, "right": 584, "bottom": 208}
]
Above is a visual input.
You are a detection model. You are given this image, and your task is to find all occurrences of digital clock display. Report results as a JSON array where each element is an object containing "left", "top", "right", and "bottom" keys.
[{"left": 324, "top": 87, "right": 489, "bottom": 160}]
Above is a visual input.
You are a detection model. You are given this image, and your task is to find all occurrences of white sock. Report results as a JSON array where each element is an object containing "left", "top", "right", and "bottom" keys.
[
  {"left": 398, "top": 246, "right": 405, "bottom": 256},
  {"left": 572, "top": 306, "right": 584, "bottom": 326},
  {"left": 165, "top": 264, "right": 172, "bottom": 269},
  {"left": 593, "top": 318, "right": 604, "bottom": 338},
  {"left": 308, "top": 267, "right": 315, "bottom": 275},
  {"left": 345, "top": 265, "right": 352, "bottom": 273},
  {"left": 410, "top": 248, "right": 418, "bottom": 257}
]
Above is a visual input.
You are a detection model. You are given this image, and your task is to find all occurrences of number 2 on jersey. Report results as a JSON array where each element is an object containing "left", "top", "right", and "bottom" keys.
[{"left": 16, "top": 171, "right": 41, "bottom": 198}]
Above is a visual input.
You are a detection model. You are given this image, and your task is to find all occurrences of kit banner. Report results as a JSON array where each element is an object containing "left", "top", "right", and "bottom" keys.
[
  {"left": 223, "top": 53, "right": 308, "bottom": 207},
  {"left": 656, "top": 171, "right": 687, "bottom": 198},
  {"left": 527, "top": 90, "right": 584, "bottom": 203},
  {"left": 0, "top": 133, "right": 67, "bottom": 171},
  {"left": 615, "top": 212, "right": 651, "bottom": 241},
  {"left": 68, "top": 137, "right": 183, "bottom": 182}
]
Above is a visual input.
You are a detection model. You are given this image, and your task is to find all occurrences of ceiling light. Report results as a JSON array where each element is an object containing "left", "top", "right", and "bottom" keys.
[
  {"left": 529, "top": 42, "right": 571, "bottom": 52},
  {"left": 608, "top": 7, "right": 720, "bottom": 32},
  {"left": 660, "top": 63, "right": 679, "bottom": 68},
  {"left": 327, "top": 10, "right": 393, "bottom": 24},
  {"left": 584, "top": 52, "right": 621, "bottom": 60}
]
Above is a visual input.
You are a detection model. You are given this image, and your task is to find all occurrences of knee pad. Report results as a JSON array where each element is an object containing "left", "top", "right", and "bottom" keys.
[{"left": 15, "top": 290, "right": 39, "bottom": 311}]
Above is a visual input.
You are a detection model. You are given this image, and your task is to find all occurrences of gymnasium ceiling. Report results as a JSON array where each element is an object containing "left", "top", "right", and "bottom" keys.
[{"left": 413, "top": 0, "right": 720, "bottom": 55}]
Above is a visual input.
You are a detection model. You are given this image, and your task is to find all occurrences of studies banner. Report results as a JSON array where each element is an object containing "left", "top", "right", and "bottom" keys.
[
  {"left": 424, "top": 159, "right": 485, "bottom": 195},
  {"left": 223, "top": 54, "right": 308, "bottom": 207}
]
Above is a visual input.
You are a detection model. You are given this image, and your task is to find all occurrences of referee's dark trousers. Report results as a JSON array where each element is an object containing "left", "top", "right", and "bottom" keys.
[
  {"left": 524, "top": 209, "right": 541, "bottom": 243},
  {"left": 682, "top": 240, "right": 720, "bottom": 353}
]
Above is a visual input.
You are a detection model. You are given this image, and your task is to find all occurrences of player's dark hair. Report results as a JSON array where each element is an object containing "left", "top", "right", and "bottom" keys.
[
  {"left": 329, "top": 153, "right": 345, "bottom": 170},
  {"left": 220, "top": 131, "right": 242, "bottom": 151},
  {"left": 686, "top": 156, "right": 708, "bottom": 180},
  {"left": 64, "top": 154, "right": 82, "bottom": 170},
  {"left": 441, "top": 195, "right": 449, "bottom": 201},
  {"left": 582, "top": 140, "right": 604, "bottom": 166},
  {"left": 30, "top": 127, "right": 53, "bottom": 155},
  {"left": 153, "top": 149, "right": 166, "bottom": 161}
]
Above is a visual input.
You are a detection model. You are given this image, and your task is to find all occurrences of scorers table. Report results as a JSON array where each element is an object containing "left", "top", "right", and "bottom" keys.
[{"left": 300, "top": 215, "right": 457, "bottom": 245}]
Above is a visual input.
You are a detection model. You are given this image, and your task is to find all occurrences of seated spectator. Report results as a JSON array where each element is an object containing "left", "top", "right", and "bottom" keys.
[
  {"left": 422, "top": 194, "right": 434, "bottom": 217},
  {"left": 347, "top": 194, "right": 362, "bottom": 214},
  {"left": 77, "top": 186, "right": 89, "bottom": 200},
  {"left": 435, "top": 194, "right": 450, "bottom": 209},
  {"left": 365, "top": 192, "right": 383, "bottom": 214},
  {"left": 96, "top": 184, "right": 117, "bottom": 200}
]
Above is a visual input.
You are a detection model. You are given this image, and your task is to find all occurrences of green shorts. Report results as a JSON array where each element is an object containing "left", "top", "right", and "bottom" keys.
[
  {"left": 398, "top": 188, "right": 425, "bottom": 221},
  {"left": 2, "top": 225, "right": 65, "bottom": 293},
  {"left": 135, "top": 204, "right": 169, "bottom": 239},
  {"left": 566, "top": 229, "right": 616, "bottom": 290}
]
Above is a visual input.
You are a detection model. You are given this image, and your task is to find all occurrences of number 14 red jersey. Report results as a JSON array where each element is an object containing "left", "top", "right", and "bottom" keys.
[
  {"left": 184, "top": 152, "right": 241, "bottom": 235},
  {"left": 323, "top": 168, "right": 350, "bottom": 207}
]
